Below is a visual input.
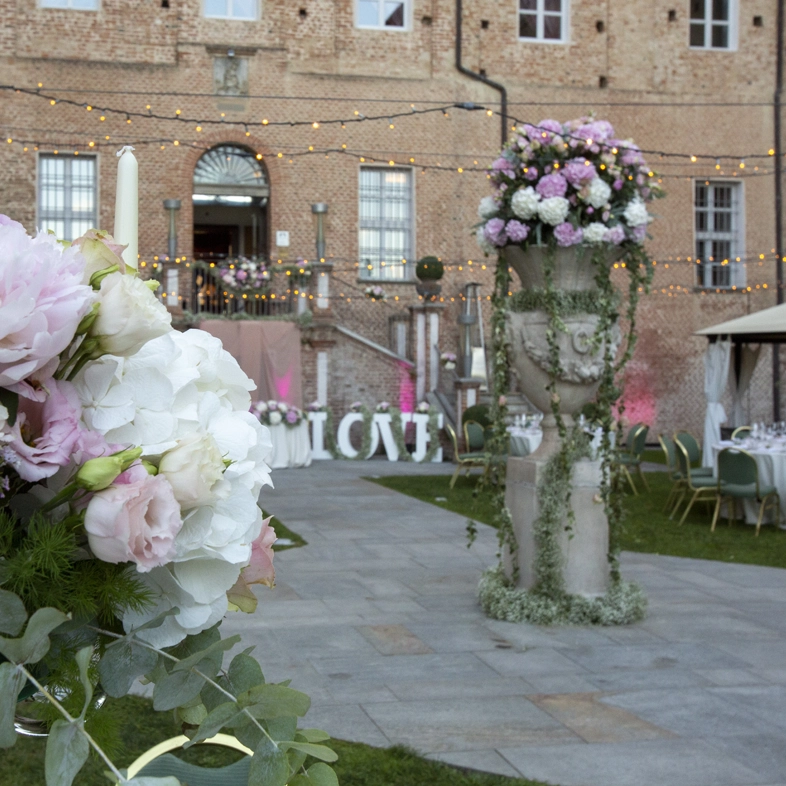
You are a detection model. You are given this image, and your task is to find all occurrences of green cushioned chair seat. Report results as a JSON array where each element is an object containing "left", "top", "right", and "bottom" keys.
[
  {"left": 690, "top": 476, "right": 720, "bottom": 488},
  {"left": 616, "top": 453, "right": 641, "bottom": 465},
  {"left": 458, "top": 452, "right": 486, "bottom": 461},
  {"left": 691, "top": 467, "right": 714, "bottom": 477},
  {"left": 723, "top": 483, "right": 777, "bottom": 499}
]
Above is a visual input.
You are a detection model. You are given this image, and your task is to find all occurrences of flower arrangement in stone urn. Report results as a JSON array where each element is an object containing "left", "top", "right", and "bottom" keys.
[
  {"left": 219, "top": 256, "right": 270, "bottom": 291},
  {"left": 415, "top": 256, "right": 444, "bottom": 298},
  {"left": 473, "top": 117, "right": 662, "bottom": 626},
  {"left": 0, "top": 218, "right": 337, "bottom": 784},
  {"left": 440, "top": 352, "right": 457, "bottom": 371}
]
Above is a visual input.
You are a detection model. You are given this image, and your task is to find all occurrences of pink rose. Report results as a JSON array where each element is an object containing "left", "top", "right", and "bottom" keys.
[
  {"left": 241, "top": 516, "right": 276, "bottom": 587},
  {"left": 0, "top": 220, "right": 93, "bottom": 398},
  {"left": 7, "top": 379, "right": 84, "bottom": 482},
  {"left": 84, "top": 471, "right": 183, "bottom": 572}
]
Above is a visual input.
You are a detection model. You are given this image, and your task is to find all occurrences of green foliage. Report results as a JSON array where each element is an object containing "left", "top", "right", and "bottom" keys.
[
  {"left": 0, "top": 663, "right": 26, "bottom": 748},
  {"left": 462, "top": 404, "right": 491, "bottom": 428},
  {"left": 45, "top": 720, "right": 89, "bottom": 786},
  {"left": 415, "top": 256, "right": 444, "bottom": 281},
  {"left": 0, "top": 511, "right": 150, "bottom": 624}
]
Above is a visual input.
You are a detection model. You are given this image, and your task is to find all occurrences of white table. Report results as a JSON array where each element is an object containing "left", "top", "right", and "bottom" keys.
[
  {"left": 508, "top": 427, "right": 543, "bottom": 457},
  {"left": 269, "top": 421, "right": 312, "bottom": 469},
  {"left": 712, "top": 441, "right": 785, "bottom": 525}
]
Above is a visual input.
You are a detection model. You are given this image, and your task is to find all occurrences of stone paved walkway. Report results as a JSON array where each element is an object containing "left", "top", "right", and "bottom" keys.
[{"left": 223, "top": 460, "right": 786, "bottom": 786}]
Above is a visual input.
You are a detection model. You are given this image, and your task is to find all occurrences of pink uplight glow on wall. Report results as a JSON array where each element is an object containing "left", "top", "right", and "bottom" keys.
[
  {"left": 398, "top": 362, "right": 415, "bottom": 413},
  {"left": 618, "top": 363, "right": 657, "bottom": 428}
]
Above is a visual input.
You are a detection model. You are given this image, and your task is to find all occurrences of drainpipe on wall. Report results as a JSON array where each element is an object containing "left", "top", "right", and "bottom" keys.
[
  {"left": 455, "top": 0, "right": 508, "bottom": 148},
  {"left": 773, "top": 0, "right": 784, "bottom": 422}
]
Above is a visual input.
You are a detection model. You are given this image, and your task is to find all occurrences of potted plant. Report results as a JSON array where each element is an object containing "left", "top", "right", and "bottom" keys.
[{"left": 415, "top": 255, "right": 444, "bottom": 298}]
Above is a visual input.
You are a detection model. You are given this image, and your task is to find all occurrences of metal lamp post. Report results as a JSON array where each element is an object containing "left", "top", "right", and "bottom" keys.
[
  {"left": 311, "top": 202, "right": 328, "bottom": 260},
  {"left": 163, "top": 199, "right": 181, "bottom": 259}
]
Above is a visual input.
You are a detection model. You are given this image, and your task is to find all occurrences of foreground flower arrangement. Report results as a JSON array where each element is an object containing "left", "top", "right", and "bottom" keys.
[{"left": 0, "top": 218, "right": 337, "bottom": 785}]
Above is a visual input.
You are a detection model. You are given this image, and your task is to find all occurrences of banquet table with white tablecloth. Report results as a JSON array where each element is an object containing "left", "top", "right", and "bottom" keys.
[
  {"left": 507, "top": 427, "right": 543, "bottom": 457},
  {"left": 268, "top": 421, "right": 312, "bottom": 469},
  {"left": 712, "top": 441, "right": 786, "bottom": 525}
]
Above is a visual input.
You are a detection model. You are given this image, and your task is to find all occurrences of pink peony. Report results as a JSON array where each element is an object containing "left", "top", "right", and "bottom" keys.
[
  {"left": 483, "top": 218, "right": 508, "bottom": 247},
  {"left": 505, "top": 220, "right": 530, "bottom": 243},
  {"left": 553, "top": 222, "right": 584, "bottom": 247},
  {"left": 84, "top": 470, "right": 183, "bottom": 572},
  {"left": 285, "top": 409, "right": 299, "bottom": 424},
  {"left": 604, "top": 225, "right": 626, "bottom": 245},
  {"left": 7, "top": 379, "right": 84, "bottom": 482},
  {"left": 0, "top": 220, "right": 93, "bottom": 398},
  {"left": 241, "top": 516, "right": 276, "bottom": 587},
  {"left": 563, "top": 158, "right": 597, "bottom": 187}
]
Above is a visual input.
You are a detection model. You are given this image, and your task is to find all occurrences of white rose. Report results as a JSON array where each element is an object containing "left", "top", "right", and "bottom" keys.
[
  {"left": 585, "top": 177, "right": 612, "bottom": 209},
  {"left": 537, "top": 196, "right": 570, "bottom": 226},
  {"left": 90, "top": 273, "right": 172, "bottom": 357},
  {"left": 623, "top": 198, "right": 649, "bottom": 227},
  {"left": 583, "top": 222, "right": 608, "bottom": 244},
  {"left": 511, "top": 186, "right": 541, "bottom": 220},
  {"left": 269, "top": 411, "right": 282, "bottom": 425},
  {"left": 255, "top": 402, "right": 268, "bottom": 413},
  {"left": 277, "top": 402, "right": 288, "bottom": 413},
  {"left": 478, "top": 196, "right": 499, "bottom": 220},
  {"left": 476, "top": 226, "right": 495, "bottom": 255},
  {"left": 159, "top": 432, "right": 228, "bottom": 510}
]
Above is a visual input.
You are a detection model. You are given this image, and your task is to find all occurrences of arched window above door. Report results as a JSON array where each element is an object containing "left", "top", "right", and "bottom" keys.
[{"left": 193, "top": 145, "right": 269, "bottom": 198}]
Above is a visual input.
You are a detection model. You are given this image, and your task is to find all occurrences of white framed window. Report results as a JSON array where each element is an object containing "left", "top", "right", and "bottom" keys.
[
  {"left": 40, "top": 0, "right": 99, "bottom": 9},
  {"left": 38, "top": 155, "right": 97, "bottom": 241},
  {"left": 356, "top": 0, "right": 408, "bottom": 30},
  {"left": 689, "top": 0, "right": 737, "bottom": 50},
  {"left": 359, "top": 167, "right": 414, "bottom": 281},
  {"left": 694, "top": 180, "right": 744, "bottom": 289},
  {"left": 518, "top": 0, "right": 568, "bottom": 43},
  {"left": 203, "top": 0, "right": 258, "bottom": 20}
]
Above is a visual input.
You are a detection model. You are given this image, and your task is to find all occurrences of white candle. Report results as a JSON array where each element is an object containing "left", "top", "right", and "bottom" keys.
[{"left": 114, "top": 146, "right": 138, "bottom": 270}]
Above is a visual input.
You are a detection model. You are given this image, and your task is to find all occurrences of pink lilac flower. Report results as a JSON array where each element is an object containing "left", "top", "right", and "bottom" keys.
[
  {"left": 613, "top": 179, "right": 624, "bottom": 191},
  {"left": 621, "top": 144, "right": 644, "bottom": 166},
  {"left": 553, "top": 222, "right": 584, "bottom": 247},
  {"left": 641, "top": 187, "right": 651, "bottom": 199},
  {"left": 563, "top": 158, "right": 597, "bottom": 187},
  {"left": 505, "top": 220, "right": 530, "bottom": 243},
  {"left": 632, "top": 224, "right": 647, "bottom": 242},
  {"left": 285, "top": 409, "right": 299, "bottom": 425},
  {"left": 604, "top": 225, "right": 626, "bottom": 245},
  {"left": 236, "top": 269, "right": 248, "bottom": 282},
  {"left": 524, "top": 167, "right": 539, "bottom": 181},
  {"left": 491, "top": 157, "right": 516, "bottom": 179},
  {"left": 7, "top": 379, "right": 85, "bottom": 482},
  {"left": 586, "top": 206, "right": 595, "bottom": 215},
  {"left": 575, "top": 121, "right": 615, "bottom": 144},
  {"left": 483, "top": 218, "right": 508, "bottom": 247},
  {"left": 0, "top": 221, "right": 93, "bottom": 399}
]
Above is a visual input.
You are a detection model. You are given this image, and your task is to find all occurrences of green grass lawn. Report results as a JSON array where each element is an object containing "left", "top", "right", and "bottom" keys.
[
  {"left": 1, "top": 696, "right": 546, "bottom": 786},
  {"left": 369, "top": 471, "right": 786, "bottom": 569}
]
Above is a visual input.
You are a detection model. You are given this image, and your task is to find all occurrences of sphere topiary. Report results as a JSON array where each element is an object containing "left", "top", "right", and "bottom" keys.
[{"left": 416, "top": 256, "right": 444, "bottom": 281}]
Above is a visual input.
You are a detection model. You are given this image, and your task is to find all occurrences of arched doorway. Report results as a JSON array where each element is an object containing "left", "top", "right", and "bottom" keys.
[{"left": 192, "top": 145, "right": 269, "bottom": 260}]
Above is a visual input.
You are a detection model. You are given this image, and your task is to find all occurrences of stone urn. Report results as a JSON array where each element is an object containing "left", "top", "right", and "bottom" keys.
[{"left": 502, "top": 244, "right": 621, "bottom": 596}]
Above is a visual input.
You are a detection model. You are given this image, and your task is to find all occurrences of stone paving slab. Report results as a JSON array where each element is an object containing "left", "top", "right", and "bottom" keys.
[{"left": 219, "top": 460, "right": 786, "bottom": 786}]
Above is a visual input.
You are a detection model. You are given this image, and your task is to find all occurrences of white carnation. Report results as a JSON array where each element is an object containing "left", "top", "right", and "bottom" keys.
[
  {"left": 511, "top": 186, "right": 541, "bottom": 220},
  {"left": 583, "top": 222, "right": 608, "bottom": 244},
  {"left": 585, "top": 177, "right": 612, "bottom": 209},
  {"left": 478, "top": 196, "right": 499, "bottom": 220},
  {"left": 537, "top": 196, "right": 570, "bottom": 226},
  {"left": 269, "top": 410, "right": 283, "bottom": 425},
  {"left": 623, "top": 197, "right": 649, "bottom": 227},
  {"left": 476, "top": 226, "right": 495, "bottom": 255}
]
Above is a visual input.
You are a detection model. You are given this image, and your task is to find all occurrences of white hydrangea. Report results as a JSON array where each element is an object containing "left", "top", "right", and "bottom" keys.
[
  {"left": 476, "top": 226, "right": 495, "bottom": 255},
  {"left": 537, "top": 196, "right": 570, "bottom": 226},
  {"left": 477, "top": 196, "right": 499, "bottom": 220},
  {"left": 583, "top": 222, "right": 608, "bottom": 244},
  {"left": 511, "top": 186, "right": 541, "bottom": 220},
  {"left": 585, "top": 177, "right": 612, "bottom": 209},
  {"left": 623, "top": 197, "right": 649, "bottom": 227}
]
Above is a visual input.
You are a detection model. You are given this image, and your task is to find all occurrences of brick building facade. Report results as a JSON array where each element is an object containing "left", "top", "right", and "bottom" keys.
[{"left": 0, "top": 0, "right": 783, "bottom": 438}]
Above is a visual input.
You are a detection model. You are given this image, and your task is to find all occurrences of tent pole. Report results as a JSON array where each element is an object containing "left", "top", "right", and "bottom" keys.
[{"left": 773, "top": 0, "right": 784, "bottom": 422}]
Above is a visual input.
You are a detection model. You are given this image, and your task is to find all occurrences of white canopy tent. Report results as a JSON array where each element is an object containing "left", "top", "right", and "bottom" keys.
[{"left": 695, "top": 302, "right": 786, "bottom": 464}]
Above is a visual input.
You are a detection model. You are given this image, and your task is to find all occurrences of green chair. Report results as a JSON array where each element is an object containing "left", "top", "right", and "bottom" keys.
[
  {"left": 731, "top": 425, "right": 751, "bottom": 440},
  {"left": 711, "top": 448, "right": 779, "bottom": 535},
  {"left": 445, "top": 422, "right": 487, "bottom": 488},
  {"left": 615, "top": 423, "right": 649, "bottom": 495},
  {"left": 671, "top": 439, "right": 721, "bottom": 525},
  {"left": 463, "top": 420, "right": 486, "bottom": 452},
  {"left": 674, "top": 431, "right": 713, "bottom": 477},
  {"left": 123, "top": 733, "right": 251, "bottom": 785},
  {"left": 658, "top": 434, "right": 686, "bottom": 514}
]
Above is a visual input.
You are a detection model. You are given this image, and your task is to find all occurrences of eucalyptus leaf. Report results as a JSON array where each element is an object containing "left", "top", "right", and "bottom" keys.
[
  {"left": 240, "top": 683, "right": 310, "bottom": 718},
  {"left": 278, "top": 741, "right": 338, "bottom": 763},
  {"left": 153, "top": 669, "right": 206, "bottom": 712},
  {"left": 287, "top": 747, "right": 308, "bottom": 774},
  {"left": 74, "top": 646, "right": 94, "bottom": 719},
  {"left": 0, "top": 662, "right": 26, "bottom": 748},
  {"left": 267, "top": 715, "right": 297, "bottom": 742},
  {"left": 287, "top": 776, "right": 311, "bottom": 786},
  {"left": 98, "top": 639, "right": 158, "bottom": 698},
  {"left": 0, "top": 607, "right": 70, "bottom": 665},
  {"left": 248, "top": 736, "right": 290, "bottom": 786},
  {"left": 126, "top": 778, "right": 182, "bottom": 785},
  {"left": 176, "top": 701, "right": 207, "bottom": 727},
  {"left": 297, "top": 728, "right": 331, "bottom": 743},
  {"left": 45, "top": 720, "right": 89, "bottom": 786},
  {"left": 226, "top": 651, "right": 264, "bottom": 694},
  {"left": 233, "top": 720, "right": 263, "bottom": 751},
  {"left": 0, "top": 590, "right": 27, "bottom": 636},
  {"left": 171, "top": 634, "right": 240, "bottom": 674},
  {"left": 307, "top": 762, "right": 340, "bottom": 786},
  {"left": 184, "top": 701, "right": 242, "bottom": 748}
]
